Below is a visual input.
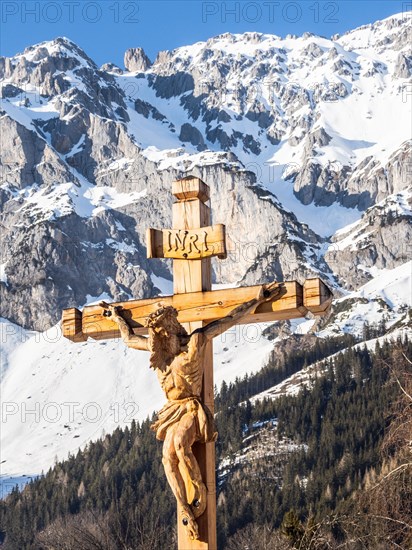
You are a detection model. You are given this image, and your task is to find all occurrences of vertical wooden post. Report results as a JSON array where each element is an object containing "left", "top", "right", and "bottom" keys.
[{"left": 172, "top": 177, "right": 217, "bottom": 550}]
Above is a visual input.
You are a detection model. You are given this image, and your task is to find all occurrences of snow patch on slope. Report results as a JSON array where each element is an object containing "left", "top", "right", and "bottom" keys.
[
  {"left": 0, "top": 319, "right": 275, "bottom": 478},
  {"left": 318, "top": 261, "right": 412, "bottom": 338},
  {"left": 355, "top": 261, "right": 412, "bottom": 309}
]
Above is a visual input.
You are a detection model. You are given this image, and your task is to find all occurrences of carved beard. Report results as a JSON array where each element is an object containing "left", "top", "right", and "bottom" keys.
[{"left": 146, "top": 307, "right": 188, "bottom": 371}]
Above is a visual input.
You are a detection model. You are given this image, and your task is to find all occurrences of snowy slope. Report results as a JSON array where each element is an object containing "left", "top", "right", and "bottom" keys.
[
  {"left": 0, "top": 316, "right": 275, "bottom": 479},
  {"left": 250, "top": 264, "right": 412, "bottom": 403},
  {"left": 290, "top": 261, "right": 412, "bottom": 338}
]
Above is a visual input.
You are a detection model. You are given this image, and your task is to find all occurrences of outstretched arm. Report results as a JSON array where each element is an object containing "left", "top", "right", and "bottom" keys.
[
  {"left": 198, "top": 282, "right": 282, "bottom": 341},
  {"left": 99, "top": 303, "right": 149, "bottom": 351}
]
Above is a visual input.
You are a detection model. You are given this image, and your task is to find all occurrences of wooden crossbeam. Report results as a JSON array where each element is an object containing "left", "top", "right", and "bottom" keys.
[{"left": 61, "top": 278, "right": 332, "bottom": 342}]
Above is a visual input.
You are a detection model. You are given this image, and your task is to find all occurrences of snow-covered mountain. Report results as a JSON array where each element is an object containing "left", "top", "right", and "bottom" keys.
[{"left": 0, "top": 12, "right": 411, "bottom": 487}]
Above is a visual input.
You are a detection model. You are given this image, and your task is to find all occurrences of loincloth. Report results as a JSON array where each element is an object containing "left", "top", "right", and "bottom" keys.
[{"left": 151, "top": 397, "right": 217, "bottom": 443}]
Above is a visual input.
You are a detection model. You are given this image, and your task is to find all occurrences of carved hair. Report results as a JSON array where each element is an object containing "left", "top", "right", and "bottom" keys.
[{"left": 146, "top": 306, "right": 188, "bottom": 371}]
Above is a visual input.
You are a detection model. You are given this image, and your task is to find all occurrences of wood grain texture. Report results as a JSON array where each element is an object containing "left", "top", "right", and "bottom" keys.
[
  {"left": 303, "top": 278, "right": 333, "bottom": 315},
  {"left": 67, "top": 281, "right": 304, "bottom": 341},
  {"left": 61, "top": 278, "right": 333, "bottom": 342},
  {"left": 172, "top": 177, "right": 210, "bottom": 203},
  {"left": 172, "top": 182, "right": 216, "bottom": 549},
  {"left": 61, "top": 308, "right": 86, "bottom": 342}
]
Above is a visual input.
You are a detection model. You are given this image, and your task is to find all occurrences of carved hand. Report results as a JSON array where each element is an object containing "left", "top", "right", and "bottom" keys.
[
  {"left": 257, "top": 281, "right": 279, "bottom": 302},
  {"left": 99, "top": 301, "right": 123, "bottom": 319}
]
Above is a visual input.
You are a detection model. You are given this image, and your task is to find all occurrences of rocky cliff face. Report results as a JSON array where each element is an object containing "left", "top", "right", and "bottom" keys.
[
  {"left": 325, "top": 188, "right": 412, "bottom": 289},
  {"left": 0, "top": 13, "right": 411, "bottom": 330}
]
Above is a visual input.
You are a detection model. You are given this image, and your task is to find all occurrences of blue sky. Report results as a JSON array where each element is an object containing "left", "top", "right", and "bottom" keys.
[{"left": 0, "top": 1, "right": 408, "bottom": 67}]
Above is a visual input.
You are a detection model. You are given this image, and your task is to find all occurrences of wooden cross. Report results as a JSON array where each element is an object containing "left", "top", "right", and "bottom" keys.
[{"left": 62, "top": 176, "right": 332, "bottom": 550}]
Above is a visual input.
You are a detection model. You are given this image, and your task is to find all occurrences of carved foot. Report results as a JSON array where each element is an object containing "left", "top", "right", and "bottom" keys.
[
  {"left": 191, "top": 480, "right": 207, "bottom": 518},
  {"left": 180, "top": 508, "right": 199, "bottom": 540}
]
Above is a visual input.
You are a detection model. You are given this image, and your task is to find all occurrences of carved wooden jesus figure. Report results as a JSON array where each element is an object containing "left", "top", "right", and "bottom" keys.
[{"left": 100, "top": 281, "right": 281, "bottom": 540}]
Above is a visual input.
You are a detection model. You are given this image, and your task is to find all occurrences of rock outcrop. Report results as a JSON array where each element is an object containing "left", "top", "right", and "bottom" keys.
[{"left": 124, "top": 47, "right": 152, "bottom": 72}]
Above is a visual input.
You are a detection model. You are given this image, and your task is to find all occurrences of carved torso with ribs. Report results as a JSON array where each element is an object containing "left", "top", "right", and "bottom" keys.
[{"left": 155, "top": 333, "right": 204, "bottom": 401}]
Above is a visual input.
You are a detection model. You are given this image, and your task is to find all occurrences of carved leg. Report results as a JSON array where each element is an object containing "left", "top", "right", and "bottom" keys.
[
  {"left": 162, "top": 426, "right": 199, "bottom": 540},
  {"left": 174, "top": 412, "right": 207, "bottom": 519}
]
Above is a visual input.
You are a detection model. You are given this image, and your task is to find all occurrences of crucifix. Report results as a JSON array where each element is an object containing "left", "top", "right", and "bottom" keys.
[{"left": 62, "top": 176, "right": 332, "bottom": 549}]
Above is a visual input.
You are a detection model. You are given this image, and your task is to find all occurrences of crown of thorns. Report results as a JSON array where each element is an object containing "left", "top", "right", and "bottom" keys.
[{"left": 145, "top": 306, "right": 179, "bottom": 328}]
